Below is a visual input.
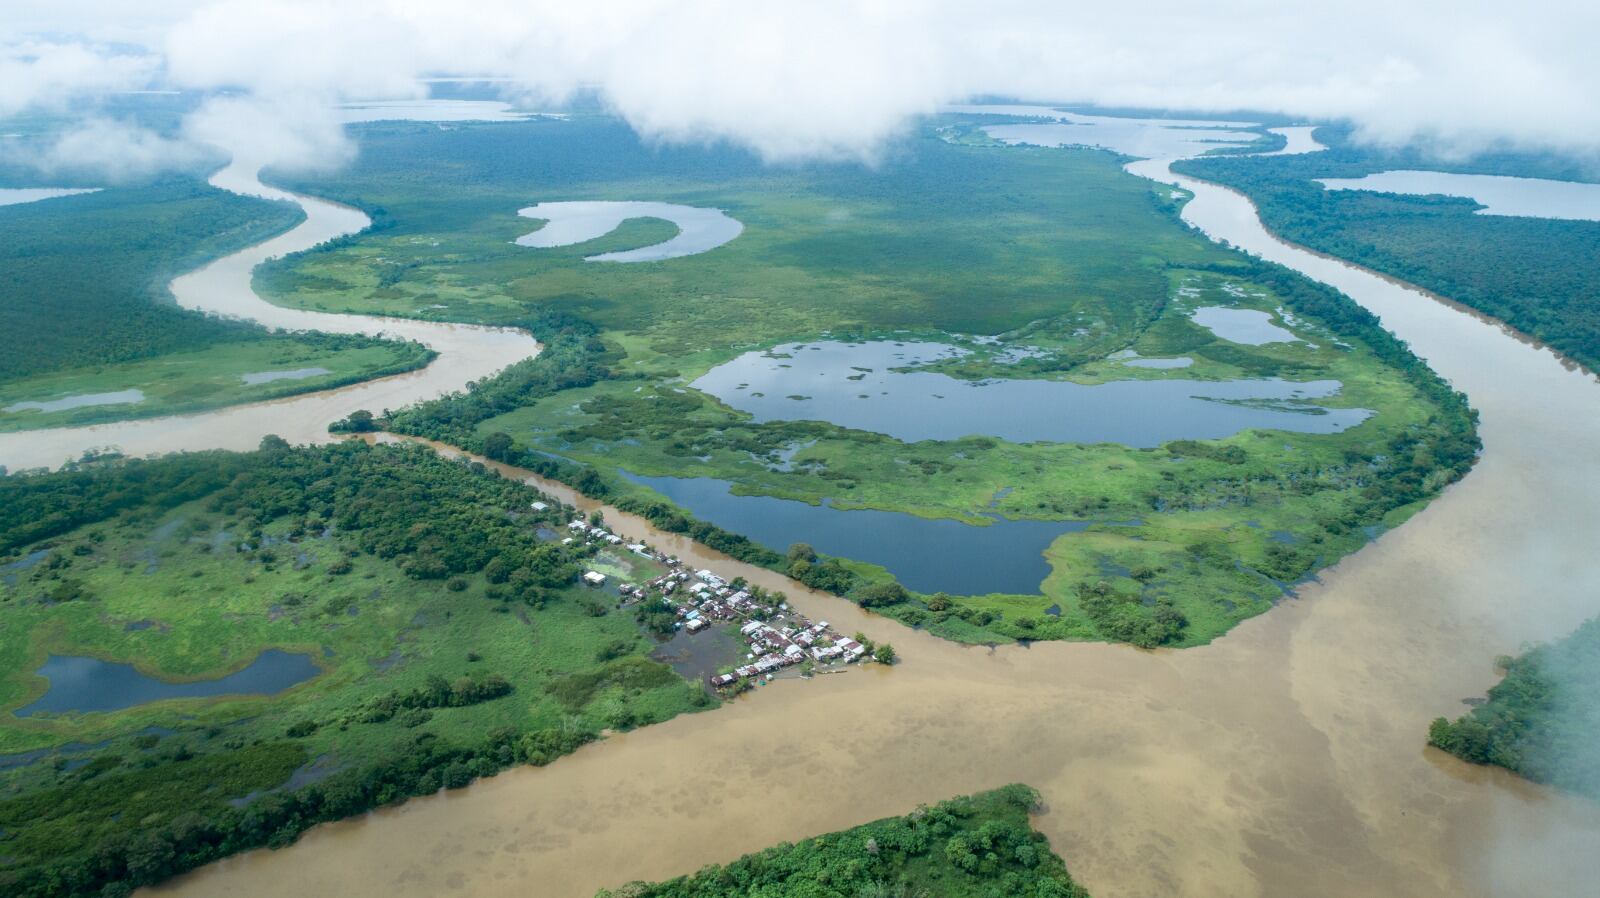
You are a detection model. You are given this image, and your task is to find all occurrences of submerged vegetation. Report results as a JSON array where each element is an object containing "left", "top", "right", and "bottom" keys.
[
  {"left": 0, "top": 440, "right": 712, "bottom": 897},
  {"left": 596, "top": 784, "right": 1087, "bottom": 898},
  {"left": 1429, "top": 616, "right": 1600, "bottom": 800},
  {"left": 280, "top": 117, "right": 1477, "bottom": 647}
]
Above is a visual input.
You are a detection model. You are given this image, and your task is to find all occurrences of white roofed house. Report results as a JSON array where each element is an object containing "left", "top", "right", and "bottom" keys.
[
  {"left": 582, "top": 570, "right": 607, "bottom": 586},
  {"left": 530, "top": 501, "right": 550, "bottom": 512}
]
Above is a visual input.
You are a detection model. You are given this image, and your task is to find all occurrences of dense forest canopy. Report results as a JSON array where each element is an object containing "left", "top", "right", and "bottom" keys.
[{"left": 0, "top": 177, "right": 302, "bottom": 381}]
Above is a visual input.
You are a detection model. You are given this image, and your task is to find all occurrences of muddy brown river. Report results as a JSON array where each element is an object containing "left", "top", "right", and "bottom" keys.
[{"left": 23, "top": 133, "right": 1591, "bottom": 897}]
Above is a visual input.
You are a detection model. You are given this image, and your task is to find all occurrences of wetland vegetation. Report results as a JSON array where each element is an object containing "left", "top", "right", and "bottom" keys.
[
  {"left": 274, "top": 117, "right": 1477, "bottom": 646},
  {"left": 0, "top": 440, "right": 712, "bottom": 898},
  {"left": 595, "top": 784, "right": 1087, "bottom": 898}
]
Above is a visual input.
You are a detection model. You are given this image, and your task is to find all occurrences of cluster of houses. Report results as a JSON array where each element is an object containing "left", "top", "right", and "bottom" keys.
[
  {"left": 567, "top": 518, "right": 627, "bottom": 548},
  {"left": 551, "top": 504, "right": 874, "bottom": 692},
  {"left": 640, "top": 564, "right": 868, "bottom": 690},
  {"left": 707, "top": 618, "right": 868, "bottom": 688}
]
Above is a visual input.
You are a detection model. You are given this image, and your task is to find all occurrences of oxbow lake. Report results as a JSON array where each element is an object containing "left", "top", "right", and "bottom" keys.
[
  {"left": 515, "top": 200, "right": 743, "bottom": 262},
  {"left": 690, "top": 340, "right": 1369, "bottom": 446}
]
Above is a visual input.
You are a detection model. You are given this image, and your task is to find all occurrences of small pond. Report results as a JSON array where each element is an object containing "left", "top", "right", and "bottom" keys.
[
  {"left": 1316, "top": 170, "right": 1600, "bottom": 222},
  {"left": 650, "top": 623, "right": 744, "bottom": 682},
  {"left": 1123, "top": 356, "right": 1194, "bottom": 369},
  {"left": 240, "top": 367, "right": 331, "bottom": 385},
  {"left": 1190, "top": 307, "right": 1297, "bottom": 345},
  {"left": 622, "top": 470, "right": 1109, "bottom": 595},
  {"left": 690, "top": 340, "right": 1368, "bottom": 447},
  {"left": 14, "top": 650, "right": 320, "bottom": 717},
  {"left": 4, "top": 389, "right": 145, "bottom": 414},
  {"left": 515, "top": 200, "right": 743, "bottom": 262}
]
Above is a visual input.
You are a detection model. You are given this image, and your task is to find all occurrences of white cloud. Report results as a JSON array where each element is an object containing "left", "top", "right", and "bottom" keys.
[
  {"left": 0, "top": 40, "right": 159, "bottom": 118},
  {"left": 182, "top": 94, "right": 355, "bottom": 172},
  {"left": 10, "top": 118, "right": 206, "bottom": 181},
  {"left": 3, "top": 1, "right": 1599, "bottom": 167}
]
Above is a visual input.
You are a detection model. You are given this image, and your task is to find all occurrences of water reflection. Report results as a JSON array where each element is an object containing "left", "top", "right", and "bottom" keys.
[
  {"left": 515, "top": 200, "right": 743, "bottom": 262},
  {"left": 240, "top": 368, "right": 332, "bottom": 385},
  {"left": 947, "top": 106, "right": 1262, "bottom": 158},
  {"left": 691, "top": 340, "right": 1368, "bottom": 446},
  {"left": 14, "top": 650, "right": 320, "bottom": 717},
  {"left": 621, "top": 469, "right": 1106, "bottom": 595},
  {"left": 0, "top": 187, "right": 99, "bottom": 208},
  {"left": 1190, "top": 307, "right": 1297, "bottom": 345},
  {"left": 5, "top": 389, "right": 145, "bottom": 414},
  {"left": 1317, "top": 170, "right": 1600, "bottom": 221}
]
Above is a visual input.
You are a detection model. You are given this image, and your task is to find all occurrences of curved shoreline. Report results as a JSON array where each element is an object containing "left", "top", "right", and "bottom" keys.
[
  {"left": 0, "top": 162, "right": 540, "bottom": 472},
  {"left": 145, "top": 142, "right": 1600, "bottom": 898}
]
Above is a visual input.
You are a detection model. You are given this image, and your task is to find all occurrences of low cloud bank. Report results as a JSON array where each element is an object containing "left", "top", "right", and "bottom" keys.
[{"left": 2, "top": 1, "right": 1598, "bottom": 174}]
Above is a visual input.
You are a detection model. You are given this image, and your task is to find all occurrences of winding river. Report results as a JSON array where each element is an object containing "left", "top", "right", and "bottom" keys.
[
  {"left": 0, "top": 151, "right": 540, "bottom": 473},
  {"left": 7, "top": 121, "right": 1588, "bottom": 897}
]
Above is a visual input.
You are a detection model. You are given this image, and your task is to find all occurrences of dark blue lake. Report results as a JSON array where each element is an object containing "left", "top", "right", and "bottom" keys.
[
  {"left": 622, "top": 471, "right": 1110, "bottom": 596},
  {"left": 14, "top": 650, "right": 320, "bottom": 717}
]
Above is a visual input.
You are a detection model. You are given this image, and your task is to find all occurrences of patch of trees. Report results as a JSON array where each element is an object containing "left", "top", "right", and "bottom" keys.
[
  {"left": 0, "top": 726, "right": 597, "bottom": 898},
  {"left": 1076, "top": 580, "right": 1187, "bottom": 648},
  {"left": 356, "top": 673, "right": 513, "bottom": 723},
  {"left": 1, "top": 439, "right": 578, "bottom": 597},
  {"left": 384, "top": 307, "right": 614, "bottom": 447},
  {"left": 596, "top": 784, "right": 1088, "bottom": 898},
  {"left": 1429, "top": 615, "right": 1600, "bottom": 801}
]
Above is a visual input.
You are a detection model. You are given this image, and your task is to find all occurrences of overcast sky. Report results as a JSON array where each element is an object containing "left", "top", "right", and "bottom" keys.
[{"left": 3, "top": 0, "right": 1597, "bottom": 174}]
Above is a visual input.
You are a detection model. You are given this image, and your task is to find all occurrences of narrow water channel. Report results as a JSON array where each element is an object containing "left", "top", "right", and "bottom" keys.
[
  {"left": 45, "top": 127, "right": 1599, "bottom": 898},
  {"left": 0, "top": 160, "right": 539, "bottom": 473}
]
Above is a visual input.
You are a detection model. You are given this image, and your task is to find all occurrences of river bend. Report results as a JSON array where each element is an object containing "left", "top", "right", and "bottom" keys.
[{"left": 0, "top": 161, "right": 540, "bottom": 472}]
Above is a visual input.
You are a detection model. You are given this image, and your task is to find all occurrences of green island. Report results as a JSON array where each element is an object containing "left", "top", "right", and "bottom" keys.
[
  {"left": 0, "top": 440, "right": 727, "bottom": 898},
  {"left": 0, "top": 175, "right": 431, "bottom": 432},
  {"left": 1429, "top": 616, "right": 1600, "bottom": 801},
  {"left": 595, "top": 784, "right": 1087, "bottom": 898},
  {"left": 269, "top": 116, "right": 1477, "bottom": 646},
  {"left": 1174, "top": 127, "right": 1600, "bottom": 372}
]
